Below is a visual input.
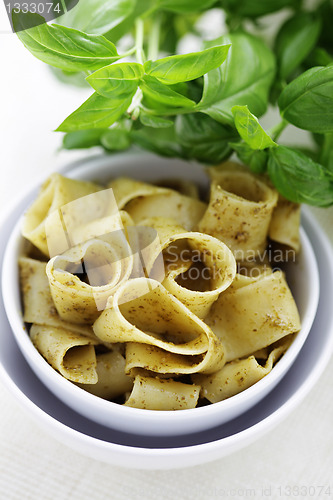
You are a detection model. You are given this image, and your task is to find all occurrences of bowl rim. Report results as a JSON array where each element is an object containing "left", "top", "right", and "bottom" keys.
[{"left": 0, "top": 152, "right": 321, "bottom": 431}]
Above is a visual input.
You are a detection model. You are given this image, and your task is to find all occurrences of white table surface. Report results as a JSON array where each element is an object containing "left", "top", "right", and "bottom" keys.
[{"left": 1, "top": 12, "right": 333, "bottom": 500}]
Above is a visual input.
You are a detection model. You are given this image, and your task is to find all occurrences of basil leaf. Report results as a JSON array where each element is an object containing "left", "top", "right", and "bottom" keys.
[
  {"left": 268, "top": 145, "right": 333, "bottom": 206},
  {"left": 307, "top": 48, "right": 333, "bottom": 67},
  {"left": 103, "top": 0, "right": 154, "bottom": 44},
  {"left": 278, "top": 66, "right": 333, "bottom": 133},
  {"left": 58, "top": 0, "right": 136, "bottom": 35},
  {"left": 50, "top": 67, "right": 88, "bottom": 88},
  {"left": 320, "top": 133, "right": 333, "bottom": 172},
  {"left": 62, "top": 129, "right": 106, "bottom": 149},
  {"left": 199, "top": 32, "right": 275, "bottom": 125},
  {"left": 175, "top": 113, "right": 236, "bottom": 164},
  {"left": 275, "top": 13, "right": 321, "bottom": 80},
  {"left": 317, "top": 0, "right": 333, "bottom": 55},
  {"left": 222, "top": 0, "right": 301, "bottom": 18},
  {"left": 139, "top": 113, "right": 173, "bottom": 128},
  {"left": 231, "top": 105, "right": 276, "bottom": 150},
  {"left": 86, "top": 63, "right": 143, "bottom": 97},
  {"left": 159, "top": 0, "right": 216, "bottom": 13},
  {"left": 229, "top": 142, "right": 268, "bottom": 173},
  {"left": 133, "top": 113, "right": 236, "bottom": 164},
  {"left": 130, "top": 127, "right": 183, "bottom": 158},
  {"left": 101, "top": 129, "right": 131, "bottom": 150},
  {"left": 144, "top": 44, "right": 231, "bottom": 84},
  {"left": 140, "top": 75, "right": 195, "bottom": 108},
  {"left": 159, "top": 12, "right": 178, "bottom": 54},
  {"left": 13, "top": 13, "right": 120, "bottom": 72},
  {"left": 57, "top": 89, "right": 135, "bottom": 131}
]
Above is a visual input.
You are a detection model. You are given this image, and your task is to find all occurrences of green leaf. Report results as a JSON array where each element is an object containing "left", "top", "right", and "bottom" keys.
[
  {"left": 56, "top": 89, "right": 135, "bottom": 131},
  {"left": 320, "top": 132, "right": 333, "bottom": 172},
  {"left": 229, "top": 142, "right": 268, "bottom": 173},
  {"left": 88, "top": 62, "right": 144, "bottom": 83},
  {"left": 103, "top": 0, "right": 154, "bottom": 44},
  {"left": 317, "top": 0, "right": 333, "bottom": 56},
  {"left": 222, "top": 0, "right": 301, "bottom": 18},
  {"left": 268, "top": 145, "right": 333, "bottom": 206},
  {"left": 292, "top": 147, "right": 320, "bottom": 162},
  {"left": 86, "top": 62, "right": 143, "bottom": 97},
  {"left": 231, "top": 105, "right": 277, "bottom": 150},
  {"left": 278, "top": 66, "right": 333, "bottom": 133},
  {"left": 130, "top": 127, "right": 183, "bottom": 158},
  {"left": 140, "top": 75, "right": 196, "bottom": 108},
  {"left": 132, "top": 115, "right": 237, "bottom": 164},
  {"left": 58, "top": 0, "right": 136, "bottom": 35},
  {"left": 159, "top": 0, "right": 216, "bottom": 13},
  {"left": 158, "top": 12, "right": 178, "bottom": 54},
  {"left": 175, "top": 113, "right": 236, "bottom": 164},
  {"left": 62, "top": 129, "right": 106, "bottom": 149},
  {"left": 307, "top": 48, "right": 333, "bottom": 67},
  {"left": 144, "top": 44, "right": 231, "bottom": 84},
  {"left": 13, "top": 13, "right": 120, "bottom": 72},
  {"left": 101, "top": 129, "right": 131, "bottom": 150},
  {"left": 199, "top": 32, "right": 275, "bottom": 125},
  {"left": 139, "top": 112, "right": 173, "bottom": 128},
  {"left": 275, "top": 13, "right": 321, "bottom": 80},
  {"left": 50, "top": 67, "right": 88, "bottom": 88}
]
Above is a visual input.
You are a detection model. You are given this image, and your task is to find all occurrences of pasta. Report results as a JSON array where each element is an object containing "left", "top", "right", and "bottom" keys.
[
  {"left": 124, "top": 375, "right": 200, "bottom": 410},
  {"left": 19, "top": 164, "right": 302, "bottom": 411},
  {"left": 46, "top": 235, "right": 133, "bottom": 323},
  {"left": 269, "top": 195, "right": 301, "bottom": 253},
  {"left": 155, "top": 178, "right": 200, "bottom": 199},
  {"left": 77, "top": 349, "right": 133, "bottom": 399},
  {"left": 193, "top": 335, "right": 293, "bottom": 403},
  {"left": 23, "top": 173, "right": 101, "bottom": 257},
  {"left": 93, "top": 278, "right": 226, "bottom": 374},
  {"left": 197, "top": 167, "right": 278, "bottom": 259},
  {"left": 30, "top": 324, "right": 98, "bottom": 384},
  {"left": 19, "top": 257, "right": 95, "bottom": 338},
  {"left": 108, "top": 177, "right": 206, "bottom": 230},
  {"left": 135, "top": 217, "right": 236, "bottom": 318},
  {"left": 205, "top": 270, "right": 300, "bottom": 361}
]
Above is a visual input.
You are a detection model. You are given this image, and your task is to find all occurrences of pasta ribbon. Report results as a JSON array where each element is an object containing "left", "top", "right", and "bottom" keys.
[
  {"left": 156, "top": 178, "right": 200, "bottom": 198},
  {"left": 108, "top": 177, "right": 206, "bottom": 230},
  {"left": 93, "top": 278, "right": 226, "bottom": 374},
  {"left": 197, "top": 170, "right": 278, "bottom": 258},
  {"left": 193, "top": 336, "right": 292, "bottom": 403},
  {"left": 124, "top": 375, "right": 200, "bottom": 410},
  {"left": 140, "top": 217, "right": 236, "bottom": 319},
  {"left": 22, "top": 173, "right": 101, "bottom": 256},
  {"left": 46, "top": 234, "right": 134, "bottom": 324},
  {"left": 236, "top": 258, "right": 272, "bottom": 280},
  {"left": 269, "top": 195, "right": 301, "bottom": 253},
  {"left": 19, "top": 257, "right": 95, "bottom": 338},
  {"left": 77, "top": 349, "right": 133, "bottom": 399},
  {"left": 205, "top": 270, "right": 301, "bottom": 361},
  {"left": 30, "top": 324, "right": 98, "bottom": 384}
]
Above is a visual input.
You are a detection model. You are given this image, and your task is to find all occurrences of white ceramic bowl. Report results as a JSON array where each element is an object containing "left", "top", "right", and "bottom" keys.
[{"left": 1, "top": 153, "right": 320, "bottom": 437}]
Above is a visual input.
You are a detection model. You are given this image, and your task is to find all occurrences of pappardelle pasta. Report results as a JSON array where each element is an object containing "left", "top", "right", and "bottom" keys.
[{"left": 19, "top": 163, "right": 301, "bottom": 411}]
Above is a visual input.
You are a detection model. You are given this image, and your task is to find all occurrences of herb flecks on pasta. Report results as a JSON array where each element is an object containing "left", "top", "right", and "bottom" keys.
[
  {"left": 19, "top": 167, "right": 301, "bottom": 410},
  {"left": 198, "top": 167, "right": 278, "bottom": 258}
]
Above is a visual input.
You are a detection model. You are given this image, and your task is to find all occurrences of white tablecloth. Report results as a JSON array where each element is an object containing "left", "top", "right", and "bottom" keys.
[{"left": 1, "top": 19, "right": 333, "bottom": 500}]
